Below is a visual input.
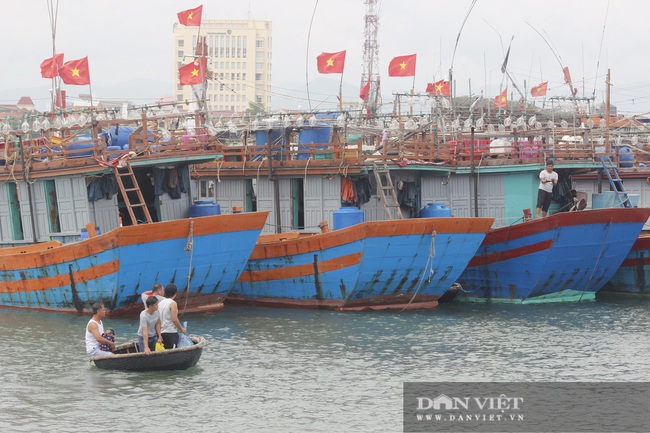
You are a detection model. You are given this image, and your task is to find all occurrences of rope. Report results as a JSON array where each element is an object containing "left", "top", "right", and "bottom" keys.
[
  {"left": 578, "top": 219, "right": 612, "bottom": 301},
  {"left": 401, "top": 229, "right": 437, "bottom": 311},
  {"left": 180, "top": 219, "right": 194, "bottom": 317}
]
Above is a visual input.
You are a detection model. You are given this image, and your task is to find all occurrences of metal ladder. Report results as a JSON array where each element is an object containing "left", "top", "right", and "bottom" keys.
[
  {"left": 113, "top": 163, "right": 153, "bottom": 225},
  {"left": 598, "top": 156, "right": 631, "bottom": 208},
  {"left": 373, "top": 163, "right": 403, "bottom": 219}
]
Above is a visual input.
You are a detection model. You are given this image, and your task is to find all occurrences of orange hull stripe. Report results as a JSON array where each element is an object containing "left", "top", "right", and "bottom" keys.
[
  {"left": 1, "top": 212, "right": 268, "bottom": 271},
  {"left": 0, "top": 260, "right": 119, "bottom": 294},
  {"left": 239, "top": 252, "right": 362, "bottom": 283}
]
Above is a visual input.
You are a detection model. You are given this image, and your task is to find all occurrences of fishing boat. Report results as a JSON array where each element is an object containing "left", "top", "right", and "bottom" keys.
[
  {"left": 89, "top": 336, "right": 206, "bottom": 371},
  {"left": 0, "top": 102, "right": 270, "bottom": 314},
  {"left": 455, "top": 208, "right": 650, "bottom": 303},
  {"left": 0, "top": 212, "right": 268, "bottom": 314},
  {"left": 229, "top": 216, "right": 494, "bottom": 310},
  {"left": 600, "top": 232, "right": 650, "bottom": 296}
]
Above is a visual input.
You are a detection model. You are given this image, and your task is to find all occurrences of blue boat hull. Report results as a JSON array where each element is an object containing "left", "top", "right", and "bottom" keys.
[
  {"left": 0, "top": 212, "right": 268, "bottom": 314},
  {"left": 230, "top": 217, "right": 494, "bottom": 310},
  {"left": 601, "top": 233, "right": 650, "bottom": 295},
  {"left": 456, "top": 208, "right": 650, "bottom": 303}
]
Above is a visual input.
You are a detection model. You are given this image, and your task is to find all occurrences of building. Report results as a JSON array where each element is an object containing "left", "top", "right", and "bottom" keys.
[{"left": 172, "top": 19, "right": 272, "bottom": 113}]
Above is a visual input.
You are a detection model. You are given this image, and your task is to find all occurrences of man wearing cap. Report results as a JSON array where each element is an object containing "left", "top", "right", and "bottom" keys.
[{"left": 536, "top": 160, "right": 558, "bottom": 218}]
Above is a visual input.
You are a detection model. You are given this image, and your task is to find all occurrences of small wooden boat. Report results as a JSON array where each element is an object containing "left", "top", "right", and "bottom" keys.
[{"left": 89, "top": 336, "right": 206, "bottom": 371}]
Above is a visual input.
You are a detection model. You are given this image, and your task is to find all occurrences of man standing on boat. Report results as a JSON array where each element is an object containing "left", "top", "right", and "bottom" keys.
[
  {"left": 140, "top": 283, "right": 165, "bottom": 308},
  {"left": 536, "top": 160, "right": 558, "bottom": 218},
  {"left": 158, "top": 284, "right": 187, "bottom": 349},
  {"left": 85, "top": 302, "right": 115, "bottom": 356}
]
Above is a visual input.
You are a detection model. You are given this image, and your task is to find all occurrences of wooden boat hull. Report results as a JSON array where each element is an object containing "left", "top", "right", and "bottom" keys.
[
  {"left": 601, "top": 233, "right": 650, "bottom": 295},
  {"left": 456, "top": 208, "right": 650, "bottom": 303},
  {"left": 90, "top": 336, "right": 205, "bottom": 371},
  {"left": 229, "top": 217, "right": 494, "bottom": 310},
  {"left": 0, "top": 212, "right": 268, "bottom": 314}
]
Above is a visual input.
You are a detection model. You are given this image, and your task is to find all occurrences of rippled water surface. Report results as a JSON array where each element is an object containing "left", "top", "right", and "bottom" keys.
[{"left": 1, "top": 296, "right": 648, "bottom": 432}]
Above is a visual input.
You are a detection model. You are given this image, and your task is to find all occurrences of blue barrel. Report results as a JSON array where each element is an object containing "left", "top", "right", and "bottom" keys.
[
  {"left": 333, "top": 207, "right": 364, "bottom": 230},
  {"left": 619, "top": 147, "right": 634, "bottom": 168},
  {"left": 298, "top": 124, "right": 331, "bottom": 160},
  {"left": 255, "top": 128, "right": 284, "bottom": 145},
  {"left": 420, "top": 203, "right": 453, "bottom": 218},
  {"left": 190, "top": 200, "right": 221, "bottom": 217},
  {"left": 68, "top": 134, "right": 94, "bottom": 158},
  {"left": 108, "top": 126, "right": 134, "bottom": 149}
]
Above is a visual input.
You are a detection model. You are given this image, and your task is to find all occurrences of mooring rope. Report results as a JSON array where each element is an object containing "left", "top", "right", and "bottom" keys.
[
  {"left": 401, "top": 229, "right": 437, "bottom": 311},
  {"left": 180, "top": 219, "right": 194, "bottom": 316}
]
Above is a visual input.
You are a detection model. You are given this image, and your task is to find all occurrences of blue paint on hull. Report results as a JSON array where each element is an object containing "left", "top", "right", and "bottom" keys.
[
  {"left": 0, "top": 215, "right": 265, "bottom": 314},
  {"left": 457, "top": 212, "right": 647, "bottom": 303},
  {"left": 602, "top": 236, "right": 650, "bottom": 295},
  {"left": 233, "top": 220, "right": 489, "bottom": 309}
]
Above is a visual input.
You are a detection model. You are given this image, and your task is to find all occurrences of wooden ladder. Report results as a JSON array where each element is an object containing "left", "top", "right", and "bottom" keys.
[
  {"left": 373, "top": 163, "right": 403, "bottom": 219},
  {"left": 598, "top": 156, "right": 631, "bottom": 207},
  {"left": 113, "top": 163, "right": 153, "bottom": 225}
]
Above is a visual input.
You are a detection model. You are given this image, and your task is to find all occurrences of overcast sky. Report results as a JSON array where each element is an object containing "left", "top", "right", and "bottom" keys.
[{"left": 1, "top": 0, "right": 648, "bottom": 115}]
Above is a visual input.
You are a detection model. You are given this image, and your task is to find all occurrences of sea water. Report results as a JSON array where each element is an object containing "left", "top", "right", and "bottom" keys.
[{"left": 0, "top": 296, "right": 648, "bottom": 432}]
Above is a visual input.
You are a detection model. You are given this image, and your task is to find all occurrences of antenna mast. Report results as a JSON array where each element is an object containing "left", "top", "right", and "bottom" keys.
[{"left": 361, "top": 0, "right": 381, "bottom": 118}]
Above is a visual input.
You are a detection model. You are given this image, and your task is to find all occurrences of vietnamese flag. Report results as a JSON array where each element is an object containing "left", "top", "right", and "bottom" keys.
[
  {"left": 59, "top": 57, "right": 91, "bottom": 85},
  {"left": 531, "top": 82, "right": 548, "bottom": 97},
  {"left": 494, "top": 88, "right": 507, "bottom": 108},
  {"left": 427, "top": 80, "right": 450, "bottom": 97},
  {"left": 388, "top": 54, "right": 416, "bottom": 77},
  {"left": 40, "top": 53, "right": 64, "bottom": 78},
  {"left": 563, "top": 66, "right": 572, "bottom": 84},
  {"left": 179, "top": 57, "right": 207, "bottom": 85},
  {"left": 316, "top": 51, "right": 346, "bottom": 74},
  {"left": 178, "top": 5, "right": 203, "bottom": 27},
  {"left": 360, "top": 78, "right": 371, "bottom": 100}
]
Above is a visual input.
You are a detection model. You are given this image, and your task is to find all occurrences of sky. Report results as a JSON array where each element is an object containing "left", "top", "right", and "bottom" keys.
[{"left": 1, "top": 0, "right": 649, "bottom": 116}]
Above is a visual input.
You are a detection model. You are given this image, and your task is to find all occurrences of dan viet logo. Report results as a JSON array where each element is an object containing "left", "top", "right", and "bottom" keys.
[{"left": 414, "top": 394, "right": 524, "bottom": 422}]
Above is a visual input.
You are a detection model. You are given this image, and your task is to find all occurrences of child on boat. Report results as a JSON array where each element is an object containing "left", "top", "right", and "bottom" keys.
[{"left": 99, "top": 329, "right": 115, "bottom": 352}]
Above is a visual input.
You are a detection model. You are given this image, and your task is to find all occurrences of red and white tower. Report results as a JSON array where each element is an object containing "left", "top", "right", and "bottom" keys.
[{"left": 361, "top": 0, "right": 381, "bottom": 117}]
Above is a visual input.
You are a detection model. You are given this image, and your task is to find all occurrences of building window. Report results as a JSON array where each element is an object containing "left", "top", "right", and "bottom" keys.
[
  {"left": 256, "top": 51, "right": 263, "bottom": 59},
  {"left": 256, "top": 40, "right": 263, "bottom": 48},
  {"left": 256, "top": 62, "right": 263, "bottom": 70},
  {"left": 177, "top": 39, "right": 184, "bottom": 47},
  {"left": 177, "top": 95, "right": 184, "bottom": 102},
  {"left": 255, "top": 73, "right": 262, "bottom": 81},
  {"left": 242, "top": 73, "right": 246, "bottom": 81}
]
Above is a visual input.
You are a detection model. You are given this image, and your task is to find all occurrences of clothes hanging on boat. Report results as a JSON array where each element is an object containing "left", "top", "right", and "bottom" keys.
[
  {"left": 153, "top": 164, "right": 190, "bottom": 198},
  {"left": 87, "top": 176, "right": 118, "bottom": 201},
  {"left": 341, "top": 176, "right": 357, "bottom": 206},
  {"left": 353, "top": 178, "right": 371, "bottom": 206},
  {"left": 397, "top": 181, "right": 421, "bottom": 217}
]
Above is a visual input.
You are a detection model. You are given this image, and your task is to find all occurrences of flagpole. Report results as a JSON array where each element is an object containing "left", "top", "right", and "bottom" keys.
[
  {"left": 338, "top": 73, "right": 343, "bottom": 114},
  {"left": 410, "top": 75, "right": 416, "bottom": 117}
]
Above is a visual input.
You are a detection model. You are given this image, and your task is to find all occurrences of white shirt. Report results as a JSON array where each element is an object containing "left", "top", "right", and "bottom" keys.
[
  {"left": 539, "top": 169, "right": 558, "bottom": 193},
  {"left": 85, "top": 319, "right": 105, "bottom": 355},
  {"left": 158, "top": 298, "right": 178, "bottom": 333}
]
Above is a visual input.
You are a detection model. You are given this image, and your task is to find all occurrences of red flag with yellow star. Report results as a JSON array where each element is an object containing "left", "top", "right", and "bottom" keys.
[
  {"left": 530, "top": 82, "right": 548, "bottom": 97},
  {"left": 388, "top": 54, "right": 416, "bottom": 77},
  {"left": 427, "top": 80, "right": 450, "bottom": 96},
  {"left": 59, "top": 57, "right": 90, "bottom": 85},
  {"left": 494, "top": 88, "right": 507, "bottom": 108},
  {"left": 179, "top": 57, "right": 207, "bottom": 85},
  {"left": 40, "top": 53, "right": 64, "bottom": 79},
  {"left": 178, "top": 5, "right": 203, "bottom": 27},
  {"left": 316, "top": 51, "right": 346, "bottom": 74}
]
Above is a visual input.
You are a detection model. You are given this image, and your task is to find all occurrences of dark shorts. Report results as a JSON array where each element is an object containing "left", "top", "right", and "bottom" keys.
[
  {"left": 537, "top": 189, "right": 553, "bottom": 212},
  {"left": 162, "top": 332, "right": 180, "bottom": 350}
]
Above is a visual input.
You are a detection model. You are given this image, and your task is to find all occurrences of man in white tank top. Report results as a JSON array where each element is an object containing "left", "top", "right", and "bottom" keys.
[
  {"left": 158, "top": 284, "right": 187, "bottom": 349},
  {"left": 85, "top": 302, "right": 115, "bottom": 356}
]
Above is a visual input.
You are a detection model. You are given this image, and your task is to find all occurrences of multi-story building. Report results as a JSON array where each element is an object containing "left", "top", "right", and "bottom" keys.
[{"left": 173, "top": 19, "right": 272, "bottom": 113}]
